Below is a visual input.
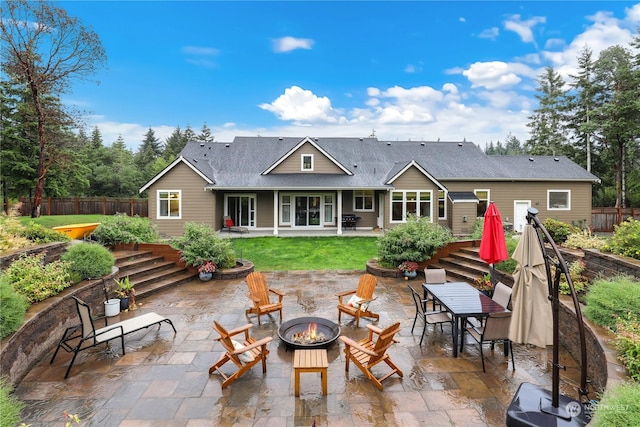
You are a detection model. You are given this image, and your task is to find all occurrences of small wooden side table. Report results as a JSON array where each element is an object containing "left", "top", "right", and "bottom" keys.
[{"left": 293, "top": 349, "right": 328, "bottom": 397}]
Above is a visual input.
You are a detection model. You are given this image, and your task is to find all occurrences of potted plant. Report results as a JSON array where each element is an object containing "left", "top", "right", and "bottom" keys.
[
  {"left": 170, "top": 222, "right": 237, "bottom": 274},
  {"left": 474, "top": 273, "right": 494, "bottom": 297},
  {"left": 115, "top": 276, "right": 136, "bottom": 310},
  {"left": 198, "top": 261, "right": 217, "bottom": 281},
  {"left": 398, "top": 261, "right": 419, "bottom": 280}
]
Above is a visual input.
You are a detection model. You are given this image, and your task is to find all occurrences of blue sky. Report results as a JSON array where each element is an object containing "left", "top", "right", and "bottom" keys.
[{"left": 58, "top": 1, "right": 640, "bottom": 151}]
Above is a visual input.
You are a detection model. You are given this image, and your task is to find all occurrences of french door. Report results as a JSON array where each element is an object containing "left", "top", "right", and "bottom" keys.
[
  {"left": 226, "top": 195, "right": 255, "bottom": 227},
  {"left": 295, "top": 196, "right": 321, "bottom": 226}
]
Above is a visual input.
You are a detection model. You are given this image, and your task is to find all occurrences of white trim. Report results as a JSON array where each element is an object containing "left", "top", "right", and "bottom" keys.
[
  {"left": 547, "top": 189, "right": 571, "bottom": 210},
  {"left": 513, "top": 200, "right": 531, "bottom": 233},
  {"left": 139, "top": 156, "right": 212, "bottom": 193},
  {"left": 301, "top": 154, "right": 314, "bottom": 171},
  {"left": 353, "top": 189, "right": 375, "bottom": 212},
  {"left": 438, "top": 189, "right": 447, "bottom": 220},
  {"left": 385, "top": 160, "right": 447, "bottom": 191},
  {"left": 224, "top": 194, "right": 256, "bottom": 227},
  {"left": 389, "top": 190, "right": 433, "bottom": 223},
  {"left": 157, "top": 190, "right": 182, "bottom": 219},
  {"left": 262, "top": 137, "right": 353, "bottom": 175}
]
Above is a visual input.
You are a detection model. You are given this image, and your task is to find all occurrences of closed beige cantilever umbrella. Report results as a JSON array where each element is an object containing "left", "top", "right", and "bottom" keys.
[{"left": 509, "top": 223, "right": 553, "bottom": 348}]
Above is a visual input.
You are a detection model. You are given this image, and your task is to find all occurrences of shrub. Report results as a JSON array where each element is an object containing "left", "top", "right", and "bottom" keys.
[
  {"left": 542, "top": 218, "right": 580, "bottom": 244},
  {"left": 61, "top": 242, "right": 115, "bottom": 280},
  {"left": 18, "top": 220, "right": 70, "bottom": 243},
  {"left": 92, "top": 213, "right": 160, "bottom": 246},
  {"left": 3, "top": 253, "right": 73, "bottom": 303},
  {"left": 614, "top": 315, "right": 640, "bottom": 381},
  {"left": 602, "top": 218, "right": 640, "bottom": 260},
  {"left": 590, "top": 381, "right": 640, "bottom": 427},
  {"left": 470, "top": 217, "right": 484, "bottom": 240},
  {"left": 0, "top": 214, "right": 32, "bottom": 252},
  {"left": 170, "top": 222, "right": 236, "bottom": 269},
  {"left": 584, "top": 275, "right": 640, "bottom": 331},
  {"left": 558, "top": 259, "right": 588, "bottom": 296},
  {"left": 0, "top": 377, "right": 24, "bottom": 427},
  {"left": 495, "top": 235, "right": 518, "bottom": 274},
  {"left": 0, "top": 275, "right": 28, "bottom": 339},
  {"left": 377, "top": 215, "right": 455, "bottom": 268},
  {"left": 564, "top": 230, "right": 607, "bottom": 250}
]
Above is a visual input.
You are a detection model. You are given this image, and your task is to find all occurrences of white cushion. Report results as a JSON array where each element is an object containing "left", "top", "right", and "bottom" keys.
[
  {"left": 347, "top": 294, "right": 370, "bottom": 312},
  {"left": 231, "top": 339, "right": 255, "bottom": 364}
]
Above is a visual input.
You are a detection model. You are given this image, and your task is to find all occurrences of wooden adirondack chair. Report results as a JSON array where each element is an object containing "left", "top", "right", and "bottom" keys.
[
  {"left": 208, "top": 321, "right": 273, "bottom": 388},
  {"left": 339, "top": 322, "right": 404, "bottom": 390},
  {"left": 336, "top": 273, "right": 379, "bottom": 327},
  {"left": 245, "top": 272, "right": 284, "bottom": 325}
]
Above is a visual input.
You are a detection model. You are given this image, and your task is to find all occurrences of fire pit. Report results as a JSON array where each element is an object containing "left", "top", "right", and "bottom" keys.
[{"left": 278, "top": 317, "right": 341, "bottom": 349}]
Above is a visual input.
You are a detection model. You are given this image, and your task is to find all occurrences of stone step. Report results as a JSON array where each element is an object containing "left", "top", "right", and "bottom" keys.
[{"left": 134, "top": 271, "right": 198, "bottom": 300}]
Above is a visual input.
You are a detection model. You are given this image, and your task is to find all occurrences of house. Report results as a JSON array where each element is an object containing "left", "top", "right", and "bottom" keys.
[{"left": 139, "top": 136, "right": 600, "bottom": 237}]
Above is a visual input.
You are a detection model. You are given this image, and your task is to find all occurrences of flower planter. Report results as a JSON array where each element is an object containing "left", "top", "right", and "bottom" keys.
[
  {"left": 404, "top": 271, "right": 418, "bottom": 280},
  {"left": 104, "top": 299, "right": 120, "bottom": 317},
  {"left": 199, "top": 272, "right": 213, "bottom": 281},
  {"left": 119, "top": 297, "right": 130, "bottom": 311}
]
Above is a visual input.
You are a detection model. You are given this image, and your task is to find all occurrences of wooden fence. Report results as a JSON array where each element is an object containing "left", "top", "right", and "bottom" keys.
[
  {"left": 18, "top": 197, "right": 148, "bottom": 217},
  {"left": 591, "top": 207, "right": 640, "bottom": 232}
]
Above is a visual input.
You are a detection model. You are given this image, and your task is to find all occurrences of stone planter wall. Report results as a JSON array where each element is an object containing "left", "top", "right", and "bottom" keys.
[
  {"left": 0, "top": 242, "right": 68, "bottom": 269},
  {"left": 0, "top": 269, "right": 119, "bottom": 386}
]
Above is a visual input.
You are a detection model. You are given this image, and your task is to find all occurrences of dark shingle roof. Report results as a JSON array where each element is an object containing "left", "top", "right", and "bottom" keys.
[{"left": 173, "top": 136, "right": 599, "bottom": 190}]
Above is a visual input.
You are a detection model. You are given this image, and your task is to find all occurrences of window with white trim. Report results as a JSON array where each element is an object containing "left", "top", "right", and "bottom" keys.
[
  {"left": 438, "top": 190, "right": 446, "bottom": 219},
  {"left": 301, "top": 154, "right": 313, "bottom": 171},
  {"left": 475, "top": 189, "right": 490, "bottom": 217},
  {"left": 281, "top": 195, "right": 291, "bottom": 223},
  {"left": 548, "top": 190, "right": 571, "bottom": 210},
  {"left": 157, "top": 190, "right": 181, "bottom": 219},
  {"left": 354, "top": 190, "right": 374, "bottom": 211},
  {"left": 390, "top": 190, "right": 432, "bottom": 222}
]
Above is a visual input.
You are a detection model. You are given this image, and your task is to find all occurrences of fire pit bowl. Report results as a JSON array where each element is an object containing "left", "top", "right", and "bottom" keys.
[{"left": 278, "top": 317, "right": 341, "bottom": 349}]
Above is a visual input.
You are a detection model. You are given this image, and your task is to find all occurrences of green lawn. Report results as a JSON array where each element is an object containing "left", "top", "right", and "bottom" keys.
[{"left": 230, "top": 237, "right": 379, "bottom": 271}]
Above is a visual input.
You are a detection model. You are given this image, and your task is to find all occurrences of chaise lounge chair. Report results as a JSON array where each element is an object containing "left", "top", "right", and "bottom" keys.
[
  {"left": 50, "top": 296, "right": 176, "bottom": 379},
  {"left": 223, "top": 216, "right": 249, "bottom": 234}
]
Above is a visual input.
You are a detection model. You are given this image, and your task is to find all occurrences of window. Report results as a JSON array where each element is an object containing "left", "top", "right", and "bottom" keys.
[
  {"left": 158, "top": 190, "right": 181, "bottom": 219},
  {"left": 281, "top": 195, "right": 291, "bottom": 223},
  {"left": 475, "top": 189, "right": 490, "bottom": 217},
  {"left": 438, "top": 190, "right": 446, "bottom": 219},
  {"left": 390, "top": 190, "right": 433, "bottom": 222},
  {"left": 324, "top": 195, "right": 334, "bottom": 223},
  {"left": 301, "top": 154, "right": 313, "bottom": 171},
  {"left": 548, "top": 190, "right": 570, "bottom": 210},
  {"left": 354, "top": 190, "right": 374, "bottom": 211}
]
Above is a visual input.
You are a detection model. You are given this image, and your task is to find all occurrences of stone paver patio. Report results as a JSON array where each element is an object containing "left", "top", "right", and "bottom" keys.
[{"left": 15, "top": 271, "right": 584, "bottom": 426}]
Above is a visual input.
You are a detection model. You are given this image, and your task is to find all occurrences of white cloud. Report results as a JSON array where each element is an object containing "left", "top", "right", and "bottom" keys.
[
  {"left": 182, "top": 45, "right": 219, "bottom": 69},
  {"left": 405, "top": 64, "right": 423, "bottom": 73},
  {"left": 258, "top": 86, "right": 340, "bottom": 123},
  {"left": 272, "top": 36, "right": 314, "bottom": 53},
  {"left": 479, "top": 27, "right": 499, "bottom": 40},
  {"left": 503, "top": 14, "right": 546, "bottom": 43},
  {"left": 459, "top": 17, "right": 466, "bottom": 23},
  {"left": 462, "top": 61, "right": 522, "bottom": 90}
]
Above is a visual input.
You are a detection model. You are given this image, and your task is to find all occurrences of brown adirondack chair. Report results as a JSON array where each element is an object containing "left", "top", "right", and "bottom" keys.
[
  {"left": 339, "top": 322, "right": 404, "bottom": 390},
  {"left": 245, "top": 272, "right": 284, "bottom": 325},
  {"left": 208, "top": 321, "right": 272, "bottom": 388},
  {"left": 336, "top": 273, "right": 379, "bottom": 327}
]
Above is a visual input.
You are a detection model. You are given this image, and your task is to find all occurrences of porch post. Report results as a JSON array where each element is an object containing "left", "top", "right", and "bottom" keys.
[
  {"left": 273, "top": 190, "right": 278, "bottom": 235},
  {"left": 337, "top": 190, "right": 343, "bottom": 235}
]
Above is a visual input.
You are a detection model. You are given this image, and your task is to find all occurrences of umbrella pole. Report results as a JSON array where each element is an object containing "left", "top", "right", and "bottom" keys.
[{"left": 505, "top": 208, "right": 590, "bottom": 426}]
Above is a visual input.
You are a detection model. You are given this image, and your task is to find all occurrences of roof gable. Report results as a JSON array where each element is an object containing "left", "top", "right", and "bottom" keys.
[
  {"left": 385, "top": 160, "right": 446, "bottom": 191},
  {"left": 262, "top": 137, "right": 353, "bottom": 175},
  {"left": 139, "top": 156, "right": 213, "bottom": 193}
]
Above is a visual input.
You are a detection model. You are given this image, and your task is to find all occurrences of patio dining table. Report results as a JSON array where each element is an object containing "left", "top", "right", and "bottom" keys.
[{"left": 423, "top": 282, "right": 508, "bottom": 357}]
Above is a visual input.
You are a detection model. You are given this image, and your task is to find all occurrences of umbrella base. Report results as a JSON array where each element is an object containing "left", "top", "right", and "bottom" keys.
[{"left": 506, "top": 383, "right": 590, "bottom": 427}]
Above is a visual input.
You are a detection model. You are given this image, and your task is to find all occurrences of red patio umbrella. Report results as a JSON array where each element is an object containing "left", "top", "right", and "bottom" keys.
[{"left": 478, "top": 202, "right": 509, "bottom": 282}]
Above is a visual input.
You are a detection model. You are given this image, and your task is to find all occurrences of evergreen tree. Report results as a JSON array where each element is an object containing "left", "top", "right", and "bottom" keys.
[
  {"left": 183, "top": 124, "right": 197, "bottom": 142},
  {"left": 163, "top": 126, "right": 188, "bottom": 161},
  {"left": 197, "top": 122, "right": 214, "bottom": 142},
  {"left": 591, "top": 45, "right": 640, "bottom": 208},
  {"left": 525, "top": 66, "right": 570, "bottom": 156},
  {"left": 566, "top": 46, "right": 597, "bottom": 171}
]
